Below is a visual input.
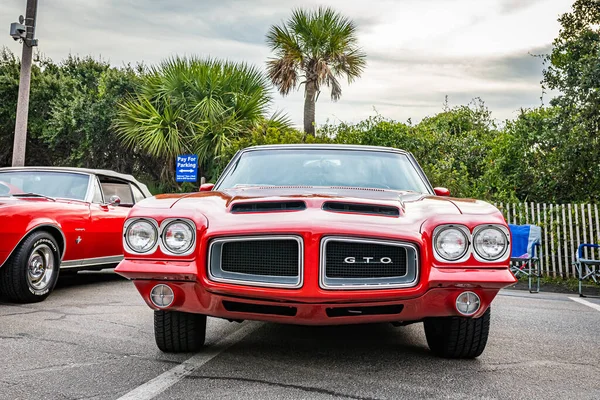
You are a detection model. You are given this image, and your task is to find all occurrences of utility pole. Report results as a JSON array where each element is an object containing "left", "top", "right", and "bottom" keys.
[{"left": 11, "top": 0, "right": 39, "bottom": 167}]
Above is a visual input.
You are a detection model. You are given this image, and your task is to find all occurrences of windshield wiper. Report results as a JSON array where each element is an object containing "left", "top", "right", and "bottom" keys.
[{"left": 12, "top": 193, "right": 56, "bottom": 201}]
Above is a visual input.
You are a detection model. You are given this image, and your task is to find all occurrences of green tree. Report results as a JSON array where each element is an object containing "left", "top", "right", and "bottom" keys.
[
  {"left": 115, "top": 57, "right": 281, "bottom": 182},
  {"left": 0, "top": 49, "right": 161, "bottom": 183},
  {"left": 541, "top": 0, "right": 600, "bottom": 201},
  {"left": 543, "top": 0, "right": 600, "bottom": 132},
  {"left": 41, "top": 56, "right": 147, "bottom": 171},
  {"left": 266, "top": 7, "right": 366, "bottom": 135},
  {"left": 319, "top": 100, "right": 499, "bottom": 200},
  {"left": 477, "top": 107, "right": 559, "bottom": 203}
]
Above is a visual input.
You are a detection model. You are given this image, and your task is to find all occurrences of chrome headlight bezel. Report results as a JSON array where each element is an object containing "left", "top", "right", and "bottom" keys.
[
  {"left": 432, "top": 224, "right": 471, "bottom": 263},
  {"left": 160, "top": 218, "right": 197, "bottom": 256},
  {"left": 123, "top": 218, "right": 159, "bottom": 254},
  {"left": 472, "top": 224, "right": 510, "bottom": 262}
]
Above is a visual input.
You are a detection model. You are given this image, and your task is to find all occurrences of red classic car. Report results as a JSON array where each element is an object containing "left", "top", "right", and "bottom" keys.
[
  {"left": 0, "top": 167, "right": 151, "bottom": 303},
  {"left": 116, "top": 145, "right": 516, "bottom": 358}
]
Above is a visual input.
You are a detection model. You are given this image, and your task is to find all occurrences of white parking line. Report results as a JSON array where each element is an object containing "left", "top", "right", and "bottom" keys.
[
  {"left": 569, "top": 297, "right": 600, "bottom": 312},
  {"left": 117, "top": 322, "right": 258, "bottom": 400}
]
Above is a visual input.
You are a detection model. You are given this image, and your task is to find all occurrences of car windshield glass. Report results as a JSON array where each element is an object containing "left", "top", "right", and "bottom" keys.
[
  {"left": 216, "top": 149, "right": 431, "bottom": 193},
  {"left": 0, "top": 171, "right": 90, "bottom": 200}
]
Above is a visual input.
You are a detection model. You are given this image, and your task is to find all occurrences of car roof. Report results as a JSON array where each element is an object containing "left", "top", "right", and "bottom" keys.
[
  {"left": 0, "top": 166, "right": 152, "bottom": 197},
  {"left": 241, "top": 144, "right": 410, "bottom": 154}
]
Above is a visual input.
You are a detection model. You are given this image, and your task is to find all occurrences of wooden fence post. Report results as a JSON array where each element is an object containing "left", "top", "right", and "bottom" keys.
[
  {"left": 543, "top": 204, "right": 549, "bottom": 275},
  {"left": 561, "top": 205, "right": 569, "bottom": 277},
  {"left": 581, "top": 204, "right": 588, "bottom": 260},
  {"left": 550, "top": 204, "right": 556, "bottom": 277},
  {"left": 588, "top": 204, "right": 594, "bottom": 260}
]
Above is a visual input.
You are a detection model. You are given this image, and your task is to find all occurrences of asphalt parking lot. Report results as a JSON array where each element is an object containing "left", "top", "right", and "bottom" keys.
[{"left": 1, "top": 272, "right": 599, "bottom": 400}]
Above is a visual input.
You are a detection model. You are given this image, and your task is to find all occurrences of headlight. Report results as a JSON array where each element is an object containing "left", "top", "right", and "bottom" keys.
[
  {"left": 434, "top": 226, "right": 469, "bottom": 261},
  {"left": 161, "top": 219, "right": 195, "bottom": 255},
  {"left": 125, "top": 219, "right": 158, "bottom": 253},
  {"left": 473, "top": 226, "right": 508, "bottom": 261}
]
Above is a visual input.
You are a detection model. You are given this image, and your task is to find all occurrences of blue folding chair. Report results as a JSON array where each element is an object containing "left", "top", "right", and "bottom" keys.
[
  {"left": 574, "top": 244, "right": 600, "bottom": 298},
  {"left": 509, "top": 224, "right": 542, "bottom": 293}
]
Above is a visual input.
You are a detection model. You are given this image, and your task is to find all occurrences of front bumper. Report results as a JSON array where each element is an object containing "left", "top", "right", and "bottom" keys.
[{"left": 116, "top": 259, "right": 516, "bottom": 325}]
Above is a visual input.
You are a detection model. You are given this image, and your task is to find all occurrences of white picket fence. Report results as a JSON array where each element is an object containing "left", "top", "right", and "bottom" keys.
[{"left": 496, "top": 203, "right": 600, "bottom": 278}]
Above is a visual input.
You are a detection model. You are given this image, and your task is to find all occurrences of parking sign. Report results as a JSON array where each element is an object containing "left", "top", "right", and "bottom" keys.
[{"left": 175, "top": 154, "right": 198, "bottom": 182}]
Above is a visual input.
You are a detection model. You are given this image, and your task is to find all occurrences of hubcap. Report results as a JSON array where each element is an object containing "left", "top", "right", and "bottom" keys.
[{"left": 27, "top": 244, "right": 55, "bottom": 290}]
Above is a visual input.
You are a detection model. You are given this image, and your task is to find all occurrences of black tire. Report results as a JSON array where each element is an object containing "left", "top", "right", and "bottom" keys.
[
  {"left": 0, "top": 231, "right": 61, "bottom": 303},
  {"left": 424, "top": 307, "right": 491, "bottom": 359},
  {"left": 154, "top": 310, "right": 207, "bottom": 353}
]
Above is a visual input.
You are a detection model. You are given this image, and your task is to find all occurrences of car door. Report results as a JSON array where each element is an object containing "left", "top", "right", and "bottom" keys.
[
  {"left": 52, "top": 200, "right": 91, "bottom": 268},
  {"left": 85, "top": 176, "right": 133, "bottom": 265}
]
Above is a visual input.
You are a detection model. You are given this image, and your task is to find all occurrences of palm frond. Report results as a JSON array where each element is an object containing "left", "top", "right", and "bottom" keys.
[
  {"left": 326, "top": 70, "right": 342, "bottom": 102},
  {"left": 331, "top": 48, "right": 367, "bottom": 82},
  {"left": 266, "top": 24, "right": 303, "bottom": 60},
  {"left": 267, "top": 57, "right": 300, "bottom": 95},
  {"left": 115, "top": 95, "right": 191, "bottom": 159},
  {"left": 267, "top": 110, "right": 293, "bottom": 129}
]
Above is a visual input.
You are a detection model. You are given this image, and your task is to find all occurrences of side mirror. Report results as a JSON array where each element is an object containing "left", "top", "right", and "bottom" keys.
[
  {"left": 108, "top": 195, "right": 121, "bottom": 206},
  {"left": 199, "top": 183, "right": 214, "bottom": 192},
  {"left": 433, "top": 187, "right": 450, "bottom": 197}
]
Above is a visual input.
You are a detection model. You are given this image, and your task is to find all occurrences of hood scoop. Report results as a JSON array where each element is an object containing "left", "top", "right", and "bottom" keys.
[
  {"left": 323, "top": 201, "right": 400, "bottom": 217},
  {"left": 231, "top": 201, "right": 306, "bottom": 213}
]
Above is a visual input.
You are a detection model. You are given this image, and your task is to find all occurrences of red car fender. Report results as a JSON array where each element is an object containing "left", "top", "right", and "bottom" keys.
[{"left": 0, "top": 221, "right": 66, "bottom": 267}]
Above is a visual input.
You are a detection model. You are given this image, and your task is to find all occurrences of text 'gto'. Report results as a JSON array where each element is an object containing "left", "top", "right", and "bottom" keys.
[{"left": 343, "top": 257, "right": 393, "bottom": 264}]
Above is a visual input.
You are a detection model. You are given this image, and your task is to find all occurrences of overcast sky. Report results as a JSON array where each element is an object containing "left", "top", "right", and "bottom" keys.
[{"left": 1, "top": 0, "right": 573, "bottom": 127}]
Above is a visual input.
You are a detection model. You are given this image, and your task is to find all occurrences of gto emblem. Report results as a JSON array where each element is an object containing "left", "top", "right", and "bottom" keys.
[{"left": 344, "top": 257, "right": 392, "bottom": 264}]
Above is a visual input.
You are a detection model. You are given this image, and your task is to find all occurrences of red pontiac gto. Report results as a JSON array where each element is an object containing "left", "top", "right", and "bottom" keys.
[
  {"left": 116, "top": 145, "right": 517, "bottom": 358},
  {"left": 0, "top": 167, "right": 151, "bottom": 303}
]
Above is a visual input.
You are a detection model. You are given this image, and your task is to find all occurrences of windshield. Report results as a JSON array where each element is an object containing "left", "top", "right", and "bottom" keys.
[
  {"left": 0, "top": 171, "right": 91, "bottom": 200},
  {"left": 216, "top": 149, "right": 431, "bottom": 193}
]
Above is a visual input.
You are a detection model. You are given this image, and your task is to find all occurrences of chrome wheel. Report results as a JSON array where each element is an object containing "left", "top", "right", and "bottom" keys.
[{"left": 27, "top": 244, "right": 55, "bottom": 291}]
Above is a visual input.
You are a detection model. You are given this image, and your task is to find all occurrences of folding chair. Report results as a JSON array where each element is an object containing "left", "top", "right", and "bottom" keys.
[
  {"left": 509, "top": 224, "right": 542, "bottom": 293},
  {"left": 574, "top": 243, "right": 600, "bottom": 298}
]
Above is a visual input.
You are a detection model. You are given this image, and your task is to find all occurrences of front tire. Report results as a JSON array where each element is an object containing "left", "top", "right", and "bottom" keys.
[
  {"left": 0, "top": 232, "right": 60, "bottom": 303},
  {"left": 154, "top": 310, "right": 207, "bottom": 353},
  {"left": 424, "top": 307, "right": 491, "bottom": 359}
]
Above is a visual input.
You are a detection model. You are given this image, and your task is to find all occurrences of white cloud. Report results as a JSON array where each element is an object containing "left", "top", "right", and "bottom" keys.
[{"left": 0, "top": 0, "right": 573, "bottom": 127}]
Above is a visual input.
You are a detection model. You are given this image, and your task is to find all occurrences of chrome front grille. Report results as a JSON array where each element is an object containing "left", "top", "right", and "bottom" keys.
[
  {"left": 208, "top": 236, "right": 303, "bottom": 288},
  {"left": 320, "top": 237, "right": 418, "bottom": 289},
  {"left": 221, "top": 240, "right": 299, "bottom": 276},
  {"left": 325, "top": 241, "right": 408, "bottom": 278}
]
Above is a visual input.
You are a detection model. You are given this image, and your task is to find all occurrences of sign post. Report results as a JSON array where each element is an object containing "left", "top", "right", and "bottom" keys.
[{"left": 175, "top": 154, "right": 198, "bottom": 183}]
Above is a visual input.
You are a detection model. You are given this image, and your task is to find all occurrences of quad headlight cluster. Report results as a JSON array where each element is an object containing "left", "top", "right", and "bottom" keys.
[
  {"left": 123, "top": 218, "right": 196, "bottom": 256},
  {"left": 432, "top": 224, "right": 510, "bottom": 263}
]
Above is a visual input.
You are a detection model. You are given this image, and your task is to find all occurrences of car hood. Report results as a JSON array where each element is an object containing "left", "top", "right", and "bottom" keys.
[{"left": 137, "top": 187, "right": 500, "bottom": 236}]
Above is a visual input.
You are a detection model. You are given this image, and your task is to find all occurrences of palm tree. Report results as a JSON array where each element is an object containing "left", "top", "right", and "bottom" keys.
[
  {"left": 266, "top": 7, "right": 366, "bottom": 135},
  {"left": 115, "top": 57, "right": 283, "bottom": 181}
]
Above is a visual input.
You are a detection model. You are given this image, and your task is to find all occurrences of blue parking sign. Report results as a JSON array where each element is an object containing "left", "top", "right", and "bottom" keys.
[{"left": 176, "top": 154, "right": 198, "bottom": 182}]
